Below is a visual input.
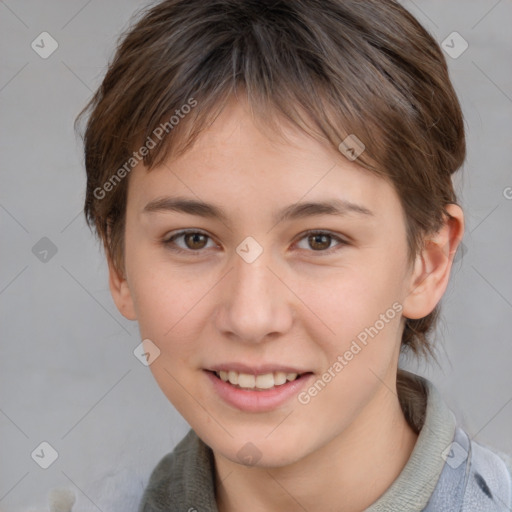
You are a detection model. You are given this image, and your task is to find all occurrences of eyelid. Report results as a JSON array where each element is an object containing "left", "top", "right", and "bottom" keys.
[{"left": 163, "top": 228, "right": 210, "bottom": 242}]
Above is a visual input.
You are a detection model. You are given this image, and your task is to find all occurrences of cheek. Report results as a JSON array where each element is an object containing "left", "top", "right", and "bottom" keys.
[
  {"left": 129, "top": 266, "right": 211, "bottom": 412},
  {"left": 292, "top": 269, "right": 404, "bottom": 439},
  {"left": 124, "top": 235, "right": 201, "bottom": 333},
  {"left": 134, "top": 276, "right": 207, "bottom": 355},
  {"left": 299, "top": 260, "right": 404, "bottom": 349}
]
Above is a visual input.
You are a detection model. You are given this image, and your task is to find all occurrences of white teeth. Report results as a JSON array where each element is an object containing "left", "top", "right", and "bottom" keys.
[
  {"left": 274, "top": 371, "right": 287, "bottom": 385},
  {"left": 255, "top": 373, "right": 275, "bottom": 389},
  {"left": 215, "top": 370, "right": 302, "bottom": 389},
  {"left": 237, "top": 373, "right": 255, "bottom": 388}
]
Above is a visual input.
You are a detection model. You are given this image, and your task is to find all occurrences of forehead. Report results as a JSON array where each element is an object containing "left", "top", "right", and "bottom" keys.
[{"left": 127, "top": 99, "right": 404, "bottom": 227}]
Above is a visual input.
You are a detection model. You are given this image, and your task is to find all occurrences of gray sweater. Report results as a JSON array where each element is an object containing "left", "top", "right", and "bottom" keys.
[{"left": 138, "top": 372, "right": 512, "bottom": 511}]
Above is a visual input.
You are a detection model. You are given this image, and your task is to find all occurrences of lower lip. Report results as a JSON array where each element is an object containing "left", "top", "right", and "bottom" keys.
[{"left": 205, "top": 370, "right": 314, "bottom": 412}]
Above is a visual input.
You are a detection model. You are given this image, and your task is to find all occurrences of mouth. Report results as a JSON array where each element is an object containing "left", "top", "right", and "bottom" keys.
[
  {"left": 208, "top": 369, "right": 311, "bottom": 391},
  {"left": 204, "top": 368, "right": 314, "bottom": 412}
]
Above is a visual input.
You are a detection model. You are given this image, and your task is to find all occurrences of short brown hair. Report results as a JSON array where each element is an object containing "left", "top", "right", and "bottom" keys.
[{"left": 76, "top": 0, "right": 466, "bottom": 358}]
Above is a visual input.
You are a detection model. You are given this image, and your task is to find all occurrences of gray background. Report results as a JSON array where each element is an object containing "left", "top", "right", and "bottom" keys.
[{"left": 0, "top": 1, "right": 511, "bottom": 510}]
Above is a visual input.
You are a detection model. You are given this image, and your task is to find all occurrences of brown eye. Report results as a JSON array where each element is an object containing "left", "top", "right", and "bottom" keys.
[
  {"left": 163, "top": 230, "right": 215, "bottom": 254},
  {"left": 308, "top": 233, "right": 332, "bottom": 251},
  {"left": 183, "top": 232, "right": 208, "bottom": 250},
  {"left": 295, "top": 230, "right": 348, "bottom": 255}
]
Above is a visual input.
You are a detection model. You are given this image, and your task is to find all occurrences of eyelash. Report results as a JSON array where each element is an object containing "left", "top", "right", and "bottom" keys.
[{"left": 162, "top": 229, "right": 348, "bottom": 256}]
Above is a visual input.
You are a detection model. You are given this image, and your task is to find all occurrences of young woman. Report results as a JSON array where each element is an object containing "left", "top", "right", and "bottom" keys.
[{"left": 77, "top": 1, "right": 512, "bottom": 510}]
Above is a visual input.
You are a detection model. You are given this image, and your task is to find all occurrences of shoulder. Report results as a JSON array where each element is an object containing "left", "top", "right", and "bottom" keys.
[
  {"left": 137, "top": 429, "right": 217, "bottom": 512},
  {"left": 427, "top": 424, "right": 512, "bottom": 511},
  {"left": 465, "top": 435, "right": 512, "bottom": 510},
  {"left": 137, "top": 430, "right": 195, "bottom": 511},
  {"left": 396, "top": 372, "right": 512, "bottom": 511}
]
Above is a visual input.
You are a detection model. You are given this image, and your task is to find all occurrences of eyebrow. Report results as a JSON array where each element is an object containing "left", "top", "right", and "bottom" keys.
[{"left": 142, "top": 196, "right": 374, "bottom": 224}]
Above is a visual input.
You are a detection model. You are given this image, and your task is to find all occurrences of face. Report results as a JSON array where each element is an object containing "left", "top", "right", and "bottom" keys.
[{"left": 116, "top": 97, "right": 421, "bottom": 467}]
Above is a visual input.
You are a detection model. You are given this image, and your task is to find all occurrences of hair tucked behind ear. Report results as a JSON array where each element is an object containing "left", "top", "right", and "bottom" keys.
[{"left": 397, "top": 369, "right": 429, "bottom": 433}]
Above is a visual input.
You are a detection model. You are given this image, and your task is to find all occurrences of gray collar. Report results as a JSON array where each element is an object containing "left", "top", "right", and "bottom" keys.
[{"left": 366, "top": 371, "right": 456, "bottom": 511}]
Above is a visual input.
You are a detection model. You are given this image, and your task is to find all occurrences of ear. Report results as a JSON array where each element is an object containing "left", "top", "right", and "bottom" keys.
[
  {"left": 402, "top": 204, "right": 464, "bottom": 320},
  {"left": 107, "top": 253, "right": 137, "bottom": 321}
]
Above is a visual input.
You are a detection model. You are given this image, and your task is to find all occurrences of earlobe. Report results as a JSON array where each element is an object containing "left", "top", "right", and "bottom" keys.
[
  {"left": 402, "top": 204, "right": 464, "bottom": 320},
  {"left": 107, "top": 254, "right": 137, "bottom": 321}
]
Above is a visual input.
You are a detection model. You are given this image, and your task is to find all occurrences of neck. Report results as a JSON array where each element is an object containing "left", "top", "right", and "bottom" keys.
[{"left": 214, "top": 376, "right": 419, "bottom": 512}]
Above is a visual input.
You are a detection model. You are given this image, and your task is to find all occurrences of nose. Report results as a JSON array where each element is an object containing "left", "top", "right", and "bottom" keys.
[{"left": 214, "top": 246, "right": 294, "bottom": 344}]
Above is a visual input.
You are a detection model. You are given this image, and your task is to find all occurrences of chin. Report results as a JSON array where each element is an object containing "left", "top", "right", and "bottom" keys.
[{"left": 207, "top": 429, "right": 312, "bottom": 469}]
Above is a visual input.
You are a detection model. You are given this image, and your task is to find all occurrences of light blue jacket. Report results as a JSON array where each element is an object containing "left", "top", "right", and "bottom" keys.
[{"left": 138, "top": 372, "right": 512, "bottom": 511}]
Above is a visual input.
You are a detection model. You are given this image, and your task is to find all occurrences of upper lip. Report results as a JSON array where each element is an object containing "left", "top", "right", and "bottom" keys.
[{"left": 206, "top": 363, "right": 311, "bottom": 375}]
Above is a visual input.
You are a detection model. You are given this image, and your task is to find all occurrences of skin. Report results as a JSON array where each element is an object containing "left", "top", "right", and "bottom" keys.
[{"left": 108, "top": 96, "right": 464, "bottom": 511}]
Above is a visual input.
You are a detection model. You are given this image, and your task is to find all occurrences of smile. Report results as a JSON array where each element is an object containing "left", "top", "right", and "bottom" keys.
[{"left": 205, "top": 369, "right": 314, "bottom": 412}]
